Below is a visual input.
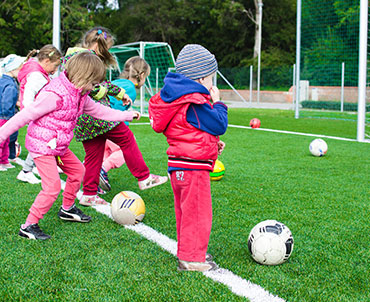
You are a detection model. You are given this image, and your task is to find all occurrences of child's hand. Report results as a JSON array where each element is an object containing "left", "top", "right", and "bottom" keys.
[
  {"left": 122, "top": 94, "right": 132, "bottom": 106},
  {"left": 210, "top": 86, "right": 220, "bottom": 103},
  {"left": 132, "top": 111, "right": 141, "bottom": 120},
  {"left": 217, "top": 140, "right": 225, "bottom": 155}
]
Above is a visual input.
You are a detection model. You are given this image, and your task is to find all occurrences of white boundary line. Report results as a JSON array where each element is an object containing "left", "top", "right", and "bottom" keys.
[
  {"left": 229, "top": 125, "right": 370, "bottom": 143},
  {"left": 60, "top": 180, "right": 284, "bottom": 302},
  {"left": 131, "top": 122, "right": 370, "bottom": 143}
]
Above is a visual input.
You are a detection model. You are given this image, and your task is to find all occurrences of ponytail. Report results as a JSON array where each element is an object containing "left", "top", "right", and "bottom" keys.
[
  {"left": 25, "top": 45, "right": 62, "bottom": 63},
  {"left": 81, "top": 27, "right": 117, "bottom": 68}
]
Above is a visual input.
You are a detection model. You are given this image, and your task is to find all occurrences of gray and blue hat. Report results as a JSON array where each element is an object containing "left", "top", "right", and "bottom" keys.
[{"left": 175, "top": 44, "right": 218, "bottom": 80}]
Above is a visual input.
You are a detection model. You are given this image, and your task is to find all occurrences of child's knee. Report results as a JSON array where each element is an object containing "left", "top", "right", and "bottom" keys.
[{"left": 44, "top": 180, "right": 62, "bottom": 199}]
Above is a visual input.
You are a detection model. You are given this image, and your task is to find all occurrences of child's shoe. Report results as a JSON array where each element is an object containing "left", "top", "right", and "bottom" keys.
[
  {"left": 97, "top": 186, "right": 107, "bottom": 195},
  {"left": 2, "top": 163, "right": 15, "bottom": 169},
  {"left": 58, "top": 205, "right": 91, "bottom": 222},
  {"left": 99, "top": 167, "right": 111, "bottom": 191},
  {"left": 17, "top": 170, "right": 41, "bottom": 184},
  {"left": 0, "top": 164, "right": 7, "bottom": 171},
  {"left": 177, "top": 259, "right": 219, "bottom": 272},
  {"left": 79, "top": 194, "right": 109, "bottom": 206},
  {"left": 206, "top": 253, "right": 213, "bottom": 261},
  {"left": 138, "top": 174, "right": 168, "bottom": 190},
  {"left": 18, "top": 223, "right": 51, "bottom": 240},
  {"left": 9, "top": 157, "right": 24, "bottom": 166}
]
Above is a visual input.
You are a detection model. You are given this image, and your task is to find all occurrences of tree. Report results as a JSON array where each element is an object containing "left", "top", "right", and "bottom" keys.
[{"left": 0, "top": 0, "right": 94, "bottom": 57}]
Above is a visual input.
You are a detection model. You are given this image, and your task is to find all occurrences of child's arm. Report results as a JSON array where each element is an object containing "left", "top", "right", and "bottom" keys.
[
  {"left": 186, "top": 101, "right": 228, "bottom": 136},
  {"left": 0, "top": 92, "right": 57, "bottom": 143},
  {"left": 90, "top": 81, "right": 132, "bottom": 106},
  {"left": 22, "top": 72, "right": 48, "bottom": 108},
  {"left": 83, "top": 96, "right": 140, "bottom": 122}
]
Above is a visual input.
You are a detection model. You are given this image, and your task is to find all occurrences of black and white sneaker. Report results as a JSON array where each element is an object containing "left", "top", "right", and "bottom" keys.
[
  {"left": 99, "top": 168, "right": 111, "bottom": 192},
  {"left": 58, "top": 205, "right": 91, "bottom": 223},
  {"left": 18, "top": 224, "right": 51, "bottom": 240}
]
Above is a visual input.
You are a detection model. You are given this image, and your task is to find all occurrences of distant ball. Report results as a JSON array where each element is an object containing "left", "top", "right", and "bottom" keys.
[
  {"left": 210, "top": 159, "right": 225, "bottom": 181},
  {"left": 111, "top": 191, "right": 145, "bottom": 225},
  {"left": 250, "top": 118, "right": 261, "bottom": 129},
  {"left": 248, "top": 220, "right": 294, "bottom": 265},
  {"left": 309, "top": 138, "right": 328, "bottom": 157}
]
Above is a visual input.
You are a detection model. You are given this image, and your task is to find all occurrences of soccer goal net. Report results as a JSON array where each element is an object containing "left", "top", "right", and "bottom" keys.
[
  {"left": 109, "top": 42, "right": 175, "bottom": 115},
  {"left": 296, "top": 0, "right": 369, "bottom": 141}
]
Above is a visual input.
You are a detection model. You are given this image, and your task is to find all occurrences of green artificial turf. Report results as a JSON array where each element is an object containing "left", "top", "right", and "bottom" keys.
[{"left": 0, "top": 109, "right": 369, "bottom": 301}]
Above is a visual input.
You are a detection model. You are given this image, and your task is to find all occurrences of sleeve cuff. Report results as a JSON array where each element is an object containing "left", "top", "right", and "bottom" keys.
[
  {"left": 95, "top": 86, "right": 108, "bottom": 100},
  {"left": 115, "top": 88, "right": 126, "bottom": 100}
]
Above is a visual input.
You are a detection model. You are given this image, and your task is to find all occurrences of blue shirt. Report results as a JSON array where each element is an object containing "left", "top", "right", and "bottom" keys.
[
  {"left": 0, "top": 74, "right": 19, "bottom": 120},
  {"left": 109, "top": 79, "right": 136, "bottom": 112}
]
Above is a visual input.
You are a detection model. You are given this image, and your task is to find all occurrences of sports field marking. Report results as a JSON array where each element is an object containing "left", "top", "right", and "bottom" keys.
[
  {"left": 60, "top": 180, "right": 285, "bottom": 302},
  {"left": 132, "top": 122, "right": 370, "bottom": 143},
  {"left": 228, "top": 125, "right": 370, "bottom": 143}
]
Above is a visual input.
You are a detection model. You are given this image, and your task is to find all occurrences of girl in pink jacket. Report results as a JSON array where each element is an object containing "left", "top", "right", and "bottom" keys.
[
  {"left": 16, "top": 44, "right": 62, "bottom": 185},
  {"left": 0, "top": 52, "right": 140, "bottom": 240}
]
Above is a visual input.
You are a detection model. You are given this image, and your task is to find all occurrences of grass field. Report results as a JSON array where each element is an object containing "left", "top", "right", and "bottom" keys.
[{"left": 0, "top": 109, "right": 369, "bottom": 302}]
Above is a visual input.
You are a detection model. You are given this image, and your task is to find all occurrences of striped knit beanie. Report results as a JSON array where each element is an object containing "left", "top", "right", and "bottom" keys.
[{"left": 175, "top": 44, "right": 218, "bottom": 80}]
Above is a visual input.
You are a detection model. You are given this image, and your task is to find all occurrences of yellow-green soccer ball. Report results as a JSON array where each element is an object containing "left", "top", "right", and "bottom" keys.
[
  {"left": 210, "top": 159, "right": 225, "bottom": 181},
  {"left": 111, "top": 191, "right": 146, "bottom": 225}
]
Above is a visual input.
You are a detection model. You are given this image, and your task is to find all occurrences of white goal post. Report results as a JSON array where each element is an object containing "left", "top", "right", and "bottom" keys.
[{"left": 357, "top": 0, "right": 368, "bottom": 142}]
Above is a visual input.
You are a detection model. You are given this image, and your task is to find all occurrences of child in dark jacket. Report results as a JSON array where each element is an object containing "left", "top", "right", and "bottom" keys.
[{"left": 149, "top": 44, "right": 228, "bottom": 272}]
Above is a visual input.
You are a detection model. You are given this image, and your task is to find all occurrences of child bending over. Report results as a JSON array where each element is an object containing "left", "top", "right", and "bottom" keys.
[
  {"left": 16, "top": 44, "right": 62, "bottom": 184},
  {"left": 0, "top": 52, "right": 140, "bottom": 240}
]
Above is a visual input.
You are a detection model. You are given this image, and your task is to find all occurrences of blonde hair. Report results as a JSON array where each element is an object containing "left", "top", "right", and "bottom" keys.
[
  {"left": 26, "top": 44, "right": 62, "bottom": 63},
  {"left": 81, "top": 27, "right": 116, "bottom": 67},
  {"left": 65, "top": 52, "right": 106, "bottom": 88},
  {"left": 120, "top": 56, "right": 150, "bottom": 85}
]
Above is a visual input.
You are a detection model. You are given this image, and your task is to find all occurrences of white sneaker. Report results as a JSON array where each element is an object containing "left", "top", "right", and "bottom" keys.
[
  {"left": 79, "top": 195, "right": 109, "bottom": 207},
  {"left": 138, "top": 174, "right": 168, "bottom": 190},
  {"left": 17, "top": 170, "right": 41, "bottom": 184},
  {"left": 9, "top": 157, "right": 25, "bottom": 167},
  {"left": 0, "top": 165, "right": 7, "bottom": 171},
  {"left": 2, "top": 163, "right": 15, "bottom": 169},
  {"left": 32, "top": 167, "right": 39, "bottom": 176},
  {"left": 177, "top": 259, "right": 219, "bottom": 272}
]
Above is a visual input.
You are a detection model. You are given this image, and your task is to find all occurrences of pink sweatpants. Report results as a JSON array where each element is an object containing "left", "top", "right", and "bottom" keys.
[
  {"left": 102, "top": 139, "right": 125, "bottom": 172},
  {"left": 82, "top": 123, "right": 149, "bottom": 195},
  {"left": 0, "top": 119, "right": 10, "bottom": 164},
  {"left": 26, "top": 149, "right": 85, "bottom": 224},
  {"left": 170, "top": 170, "right": 213, "bottom": 262}
]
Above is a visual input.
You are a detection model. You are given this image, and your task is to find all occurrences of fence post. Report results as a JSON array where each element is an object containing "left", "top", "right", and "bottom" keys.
[
  {"left": 156, "top": 68, "right": 159, "bottom": 94},
  {"left": 340, "top": 62, "right": 345, "bottom": 112},
  {"left": 249, "top": 65, "right": 253, "bottom": 103},
  {"left": 292, "top": 64, "right": 296, "bottom": 108}
]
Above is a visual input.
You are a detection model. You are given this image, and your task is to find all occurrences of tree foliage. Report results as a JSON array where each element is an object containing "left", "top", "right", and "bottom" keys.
[{"left": 0, "top": 0, "right": 300, "bottom": 70}]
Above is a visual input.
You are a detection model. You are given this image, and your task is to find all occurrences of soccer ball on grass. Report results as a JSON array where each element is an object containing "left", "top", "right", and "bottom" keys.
[
  {"left": 210, "top": 159, "right": 225, "bottom": 181},
  {"left": 111, "top": 191, "right": 145, "bottom": 225},
  {"left": 309, "top": 138, "right": 328, "bottom": 157},
  {"left": 248, "top": 220, "right": 294, "bottom": 265},
  {"left": 250, "top": 118, "right": 261, "bottom": 128}
]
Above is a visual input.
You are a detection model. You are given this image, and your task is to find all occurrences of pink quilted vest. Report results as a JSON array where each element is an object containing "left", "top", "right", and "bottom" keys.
[
  {"left": 25, "top": 71, "right": 87, "bottom": 156},
  {"left": 18, "top": 58, "right": 50, "bottom": 110}
]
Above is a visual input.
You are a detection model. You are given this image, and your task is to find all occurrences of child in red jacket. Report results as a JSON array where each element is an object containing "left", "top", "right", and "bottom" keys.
[{"left": 149, "top": 44, "right": 228, "bottom": 272}]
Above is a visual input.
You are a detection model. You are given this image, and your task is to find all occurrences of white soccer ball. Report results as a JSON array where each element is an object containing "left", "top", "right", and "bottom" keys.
[
  {"left": 309, "top": 138, "right": 328, "bottom": 157},
  {"left": 248, "top": 220, "right": 294, "bottom": 265},
  {"left": 111, "top": 191, "right": 146, "bottom": 225}
]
